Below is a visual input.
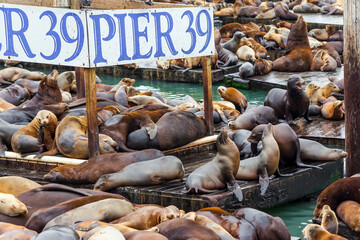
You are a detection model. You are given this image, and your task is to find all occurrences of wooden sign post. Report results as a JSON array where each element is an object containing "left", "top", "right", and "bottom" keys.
[
  {"left": 201, "top": 56, "right": 214, "bottom": 135},
  {"left": 344, "top": 0, "right": 360, "bottom": 176}
]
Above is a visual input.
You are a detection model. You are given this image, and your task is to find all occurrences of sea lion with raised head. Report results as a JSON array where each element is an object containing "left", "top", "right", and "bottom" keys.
[
  {"left": 217, "top": 86, "right": 247, "bottom": 113},
  {"left": 302, "top": 224, "right": 346, "bottom": 240},
  {"left": 215, "top": 29, "right": 238, "bottom": 67},
  {"left": 184, "top": 130, "right": 243, "bottom": 201},
  {"left": 221, "top": 31, "right": 246, "bottom": 53},
  {"left": 310, "top": 82, "right": 340, "bottom": 105},
  {"left": 320, "top": 205, "right": 338, "bottom": 234},
  {"left": 305, "top": 82, "right": 321, "bottom": 97}
]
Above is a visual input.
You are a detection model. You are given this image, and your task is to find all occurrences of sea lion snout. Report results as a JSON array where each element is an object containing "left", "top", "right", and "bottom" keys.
[{"left": 48, "top": 69, "right": 59, "bottom": 81}]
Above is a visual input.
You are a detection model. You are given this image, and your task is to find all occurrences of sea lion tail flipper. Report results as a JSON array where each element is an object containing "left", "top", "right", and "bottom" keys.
[
  {"left": 276, "top": 167, "right": 293, "bottom": 177},
  {"left": 144, "top": 124, "right": 158, "bottom": 140},
  {"left": 181, "top": 68, "right": 191, "bottom": 73},
  {"left": 327, "top": 7, "right": 337, "bottom": 15},
  {"left": 226, "top": 181, "right": 243, "bottom": 202},
  {"left": 259, "top": 167, "right": 269, "bottom": 196},
  {"left": 0, "top": 79, "right": 12, "bottom": 86},
  {"left": 296, "top": 159, "right": 322, "bottom": 170}
]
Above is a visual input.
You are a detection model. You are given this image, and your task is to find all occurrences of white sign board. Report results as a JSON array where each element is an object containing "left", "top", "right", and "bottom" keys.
[{"left": 0, "top": 3, "right": 215, "bottom": 68}]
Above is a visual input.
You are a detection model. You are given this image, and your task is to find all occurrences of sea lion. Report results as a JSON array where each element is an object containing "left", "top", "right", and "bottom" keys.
[
  {"left": 264, "top": 75, "right": 311, "bottom": 123},
  {"left": 228, "top": 106, "right": 278, "bottom": 130},
  {"left": 153, "top": 218, "right": 221, "bottom": 240},
  {"left": 20, "top": 70, "right": 62, "bottom": 108},
  {"left": 299, "top": 138, "right": 347, "bottom": 161},
  {"left": 274, "top": 3, "right": 299, "bottom": 20},
  {"left": 128, "top": 95, "right": 168, "bottom": 107},
  {"left": 126, "top": 111, "right": 207, "bottom": 151},
  {"left": 239, "top": 62, "right": 255, "bottom": 78},
  {"left": 255, "top": 8, "right": 276, "bottom": 19},
  {"left": 310, "top": 50, "right": 337, "bottom": 72},
  {"left": 322, "top": 41, "right": 343, "bottom": 55},
  {"left": 0, "top": 119, "right": 24, "bottom": 156},
  {"left": 233, "top": 207, "right": 291, "bottom": 240},
  {"left": 0, "top": 97, "right": 15, "bottom": 112},
  {"left": 196, "top": 207, "right": 258, "bottom": 239},
  {"left": 328, "top": 76, "right": 344, "bottom": 91},
  {"left": 123, "top": 231, "right": 168, "bottom": 240},
  {"left": 277, "top": 21, "right": 295, "bottom": 29},
  {"left": 264, "top": 32, "right": 287, "bottom": 49},
  {"left": 228, "top": 129, "right": 257, "bottom": 159},
  {"left": 0, "top": 84, "right": 30, "bottom": 106},
  {"left": 312, "top": 48, "right": 341, "bottom": 67},
  {"left": 0, "top": 228, "right": 38, "bottom": 239},
  {"left": 184, "top": 130, "right": 243, "bottom": 202},
  {"left": 336, "top": 200, "right": 360, "bottom": 232},
  {"left": 14, "top": 79, "right": 41, "bottom": 96},
  {"left": 156, "top": 60, "right": 170, "bottom": 70},
  {"left": 313, "top": 177, "right": 360, "bottom": 218},
  {"left": 272, "top": 16, "right": 313, "bottom": 72},
  {"left": 320, "top": 205, "right": 338, "bottom": 234},
  {"left": 217, "top": 86, "right": 247, "bottom": 113},
  {"left": 81, "top": 226, "right": 124, "bottom": 240},
  {"left": 0, "top": 222, "right": 27, "bottom": 234},
  {"left": 43, "top": 198, "right": 136, "bottom": 230},
  {"left": 0, "top": 193, "right": 27, "bottom": 217},
  {"left": 310, "top": 82, "right": 340, "bottom": 105},
  {"left": 293, "top": 3, "right": 320, "bottom": 13},
  {"left": 50, "top": 115, "right": 116, "bottom": 159},
  {"left": 219, "top": 23, "right": 248, "bottom": 38},
  {"left": 114, "top": 85, "right": 129, "bottom": 107},
  {"left": 238, "top": 6, "right": 263, "bottom": 18},
  {"left": 11, "top": 110, "right": 57, "bottom": 154},
  {"left": 242, "top": 37, "right": 267, "bottom": 58},
  {"left": 58, "top": 71, "right": 76, "bottom": 92},
  {"left": 0, "top": 176, "right": 40, "bottom": 195},
  {"left": 328, "top": 30, "right": 343, "bottom": 41},
  {"left": 221, "top": 31, "right": 246, "bottom": 53},
  {"left": 236, "top": 45, "right": 256, "bottom": 62},
  {"left": 305, "top": 82, "right": 321, "bottom": 97},
  {"left": 111, "top": 205, "right": 183, "bottom": 229},
  {"left": 321, "top": 5, "right": 343, "bottom": 15},
  {"left": 215, "top": 28, "right": 238, "bottom": 67},
  {"left": 289, "top": 0, "right": 301, "bottom": 9},
  {"left": 94, "top": 156, "right": 185, "bottom": 191},
  {"left": 302, "top": 224, "right": 346, "bottom": 240},
  {"left": 309, "top": 25, "right": 335, "bottom": 41},
  {"left": 31, "top": 226, "right": 80, "bottom": 240},
  {"left": 321, "top": 100, "right": 343, "bottom": 120},
  {"left": 235, "top": 124, "right": 279, "bottom": 195},
  {"left": 0, "top": 67, "right": 45, "bottom": 85},
  {"left": 254, "top": 58, "right": 272, "bottom": 75}
]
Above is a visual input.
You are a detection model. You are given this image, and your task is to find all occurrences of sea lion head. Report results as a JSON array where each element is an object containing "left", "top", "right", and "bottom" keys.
[
  {"left": 262, "top": 123, "right": 273, "bottom": 140},
  {"left": 46, "top": 70, "right": 59, "bottom": 86},
  {"left": 160, "top": 205, "right": 185, "bottom": 223},
  {"left": 307, "top": 82, "right": 320, "bottom": 91},
  {"left": 233, "top": 31, "right": 246, "bottom": 42},
  {"left": 0, "top": 193, "right": 28, "bottom": 216},
  {"left": 36, "top": 110, "right": 57, "bottom": 126},
  {"left": 324, "top": 82, "right": 340, "bottom": 93},
  {"left": 302, "top": 224, "right": 325, "bottom": 239},
  {"left": 99, "top": 135, "right": 117, "bottom": 147},
  {"left": 247, "top": 124, "right": 267, "bottom": 143},
  {"left": 217, "top": 86, "right": 227, "bottom": 97},
  {"left": 217, "top": 130, "right": 229, "bottom": 147},
  {"left": 288, "top": 75, "right": 305, "bottom": 91},
  {"left": 120, "top": 78, "right": 135, "bottom": 87}
]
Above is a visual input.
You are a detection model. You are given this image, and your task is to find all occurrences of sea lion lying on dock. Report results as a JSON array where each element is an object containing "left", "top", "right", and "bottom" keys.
[
  {"left": 0, "top": 176, "right": 40, "bottom": 195},
  {"left": 0, "top": 67, "right": 45, "bottom": 85},
  {"left": 310, "top": 50, "right": 337, "bottom": 72},
  {"left": 0, "top": 193, "right": 28, "bottom": 217},
  {"left": 30, "top": 226, "right": 80, "bottom": 240},
  {"left": 310, "top": 82, "right": 340, "bottom": 105},
  {"left": 0, "top": 84, "right": 31, "bottom": 106},
  {"left": 0, "top": 119, "right": 24, "bottom": 156},
  {"left": 302, "top": 224, "right": 346, "bottom": 240}
]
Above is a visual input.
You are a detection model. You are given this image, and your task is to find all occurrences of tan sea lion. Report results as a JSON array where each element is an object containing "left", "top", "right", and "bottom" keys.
[
  {"left": 309, "top": 25, "right": 335, "bottom": 41},
  {"left": 264, "top": 32, "right": 287, "bottom": 49},
  {"left": 184, "top": 130, "right": 243, "bottom": 202},
  {"left": 274, "top": 3, "right": 299, "bottom": 20},
  {"left": 302, "top": 224, "right": 347, "bottom": 240},
  {"left": 0, "top": 228, "right": 38, "bottom": 239},
  {"left": 256, "top": 8, "right": 276, "bottom": 19},
  {"left": 123, "top": 231, "right": 168, "bottom": 240},
  {"left": 236, "top": 45, "right": 256, "bottom": 62},
  {"left": 236, "top": 124, "right": 280, "bottom": 195},
  {"left": 310, "top": 50, "right": 337, "bottom": 72},
  {"left": 11, "top": 110, "right": 57, "bottom": 155},
  {"left": 321, "top": 100, "right": 344, "bottom": 120},
  {"left": 310, "top": 83, "right": 340, "bottom": 105},
  {"left": 277, "top": 21, "right": 295, "bottom": 29},
  {"left": 156, "top": 60, "right": 170, "bottom": 70},
  {"left": 0, "top": 67, "right": 45, "bottom": 85},
  {"left": 0, "top": 176, "right": 40, "bottom": 195},
  {"left": 0, "top": 97, "right": 15, "bottom": 112},
  {"left": 320, "top": 205, "right": 338, "bottom": 234},
  {"left": 305, "top": 82, "right": 321, "bottom": 97},
  {"left": 81, "top": 226, "right": 125, "bottom": 240},
  {"left": 0, "top": 193, "right": 27, "bottom": 217},
  {"left": 336, "top": 200, "right": 360, "bottom": 232},
  {"left": 217, "top": 86, "right": 247, "bottom": 113}
]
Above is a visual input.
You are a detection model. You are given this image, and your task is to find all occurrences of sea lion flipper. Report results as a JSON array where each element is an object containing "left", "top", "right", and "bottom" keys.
[
  {"left": 144, "top": 124, "right": 157, "bottom": 140},
  {"left": 276, "top": 168, "right": 293, "bottom": 177},
  {"left": 259, "top": 167, "right": 269, "bottom": 196},
  {"left": 226, "top": 181, "right": 243, "bottom": 202}
]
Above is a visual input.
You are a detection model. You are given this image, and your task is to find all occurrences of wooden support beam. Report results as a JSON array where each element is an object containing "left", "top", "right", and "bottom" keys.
[
  {"left": 84, "top": 68, "right": 100, "bottom": 158},
  {"left": 344, "top": 0, "right": 360, "bottom": 176},
  {"left": 75, "top": 67, "right": 86, "bottom": 99},
  {"left": 201, "top": 56, "right": 214, "bottom": 136}
]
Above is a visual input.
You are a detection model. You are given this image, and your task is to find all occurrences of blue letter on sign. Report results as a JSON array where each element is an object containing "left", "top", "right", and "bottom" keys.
[
  {"left": 0, "top": 7, "right": 35, "bottom": 58},
  {"left": 60, "top": 13, "right": 84, "bottom": 62},
  {"left": 151, "top": 12, "right": 177, "bottom": 58},
  {"left": 40, "top": 11, "right": 61, "bottom": 60},
  {"left": 114, "top": 14, "right": 131, "bottom": 62},
  {"left": 129, "top": 13, "right": 152, "bottom": 60},
  {"left": 90, "top": 14, "right": 116, "bottom": 64}
]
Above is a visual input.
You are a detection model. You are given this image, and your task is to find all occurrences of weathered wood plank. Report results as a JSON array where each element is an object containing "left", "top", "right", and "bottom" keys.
[{"left": 201, "top": 56, "right": 214, "bottom": 135}]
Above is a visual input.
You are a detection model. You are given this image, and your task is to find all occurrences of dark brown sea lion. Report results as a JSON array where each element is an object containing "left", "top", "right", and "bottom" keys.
[
  {"left": 322, "top": 41, "right": 343, "bottom": 54},
  {"left": 123, "top": 231, "right": 169, "bottom": 240},
  {"left": 236, "top": 124, "right": 280, "bottom": 195},
  {"left": 11, "top": 110, "right": 57, "bottom": 155},
  {"left": 153, "top": 218, "right": 221, "bottom": 240},
  {"left": 264, "top": 75, "right": 311, "bottom": 123},
  {"left": 184, "top": 130, "right": 243, "bottom": 201},
  {"left": 313, "top": 177, "right": 360, "bottom": 218},
  {"left": 336, "top": 200, "right": 360, "bottom": 232},
  {"left": 221, "top": 31, "right": 246, "bottom": 53},
  {"left": 248, "top": 123, "right": 320, "bottom": 176},
  {"left": 299, "top": 138, "right": 347, "bottom": 162},
  {"left": 30, "top": 226, "right": 79, "bottom": 240},
  {"left": 312, "top": 47, "right": 341, "bottom": 67},
  {"left": 126, "top": 110, "right": 208, "bottom": 151},
  {"left": 328, "top": 30, "right": 343, "bottom": 41},
  {"left": 219, "top": 23, "right": 248, "bottom": 38},
  {"left": 43, "top": 149, "right": 163, "bottom": 184},
  {"left": 238, "top": 6, "right": 263, "bottom": 18},
  {"left": 310, "top": 50, "right": 337, "bottom": 72},
  {"left": 217, "top": 86, "right": 247, "bottom": 113},
  {"left": 274, "top": 3, "right": 299, "bottom": 20},
  {"left": 0, "top": 119, "right": 24, "bottom": 156},
  {"left": 25, "top": 195, "right": 126, "bottom": 232},
  {"left": 254, "top": 58, "right": 272, "bottom": 75},
  {"left": 14, "top": 78, "right": 40, "bottom": 96},
  {"left": 233, "top": 208, "right": 291, "bottom": 240},
  {"left": 0, "top": 84, "right": 30, "bottom": 106},
  {"left": 196, "top": 207, "right": 258, "bottom": 239},
  {"left": 20, "top": 70, "right": 62, "bottom": 108},
  {"left": 227, "top": 129, "right": 256, "bottom": 159},
  {"left": 302, "top": 224, "right": 346, "bottom": 240},
  {"left": 215, "top": 28, "right": 238, "bottom": 67},
  {"left": 100, "top": 109, "right": 171, "bottom": 152},
  {"left": 272, "top": 16, "right": 313, "bottom": 72},
  {"left": 228, "top": 106, "right": 278, "bottom": 130}
]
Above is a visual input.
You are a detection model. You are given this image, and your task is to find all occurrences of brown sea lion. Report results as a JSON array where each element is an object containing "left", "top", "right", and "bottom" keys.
[
  {"left": 20, "top": 70, "right": 62, "bottom": 108},
  {"left": 289, "top": 0, "right": 301, "bottom": 9},
  {"left": 25, "top": 194, "right": 127, "bottom": 233},
  {"left": 184, "top": 130, "right": 243, "bottom": 201},
  {"left": 310, "top": 50, "right": 337, "bottom": 72},
  {"left": 94, "top": 156, "right": 185, "bottom": 191},
  {"left": 0, "top": 67, "right": 45, "bottom": 85},
  {"left": 233, "top": 207, "right": 291, "bottom": 240},
  {"left": 305, "top": 82, "right": 321, "bottom": 97},
  {"left": 0, "top": 222, "right": 27, "bottom": 234},
  {"left": 236, "top": 124, "right": 279, "bottom": 195},
  {"left": 302, "top": 224, "right": 347, "bottom": 240},
  {"left": 44, "top": 149, "right": 163, "bottom": 184},
  {"left": 217, "top": 86, "right": 247, "bottom": 113},
  {"left": 299, "top": 138, "right": 347, "bottom": 162},
  {"left": 321, "top": 100, "right": 343, "bottom": 120},
  {"left": 328, "top": 30, "right": 343, "bottom": 41},
  {"left": 277, "top": 21, "right": 295, "bottom": 29},
  {"left": 238, "top": 6, "right": 263, "bottom": 18},
  {"left": 255, "top": 8, "right": 276, "bottom": 19},
  {"left": 322, "top": 41, "right": 343, "bottom": 55},
  {"left": 221, "top": 31, "right": 246, "bottom": 53},
  {"left": 274, "top": 3, "right": 299, "bottom": 20},
  {"left": 314, "top": 177, "right": 360, "bottom": 218},
  {"left": 30, "top": 226, "right": 80, "bottom": 240},
  {"left": 126, "top": 110, "right": 208, "bottom": 151},
  {"left": 219, "top": 23, "right": 248, "bottom": 38},
  {"left": 123, "top": 231, "right": 168, "bottom": 240},
  {"left": 0, "top": 176, "right": 40, "bottom": 195},
  {"left": 273, "top": 16, "right": 312, "bottom": 72},
  {"left": 228, "top": 106, "right": 278, "bottom": 130},
  {"left": 196, "top": 207, "right": 258, "bottom": 239},
  {"left": 254, "top": 58, "right": 272, "bottom": 75},
  {"left": 336, "top": 200, "right": 360, "bottom": 232},
  {"left": 0, "top": 84, "right": 30, "bottom": 106},
  {"left": 293, "top": 3, "right": 321, "bottom": 13},
  {"left": 313, "top": 47, "right": 341, "bottom": 67},
  {"left": 153, "top": 218, "right": 221, "bottom": 240},
  {"left": 0, "top": 119, "right": 24, "bottom": 156},
  {"left": 264, "top": 75, "right": 311, "bottom": 123},
  {"left": 215, "top": 28, "right": 238, "bottom": 67},
  {"left": 310, "top": 83, "right": 340, "bottom": 105},
  {"left": 320, "top": 205, "right": 338, "bottom": 234},
  {"left": 309, "top": 25, "right": 335, "bottom": 41},
  {"left": 0, "top": 97, "right": 15, "bottom": 112},
  {"left": 241, "top": 38, "right": 267, "bottom": 58},
  {"left": 321, "top": 5, "right": 343, "bottom": 15},
  {"left": 111, "top": 205, "right": 183, "bottom": 229},
  {"left": 11, "top": 110, "right": 57, "bottom": 155}
]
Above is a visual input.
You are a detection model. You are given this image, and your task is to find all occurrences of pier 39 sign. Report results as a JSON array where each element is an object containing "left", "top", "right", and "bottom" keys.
[{"left": 0, "top": 3, "right": 214, "bottom": 68}]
